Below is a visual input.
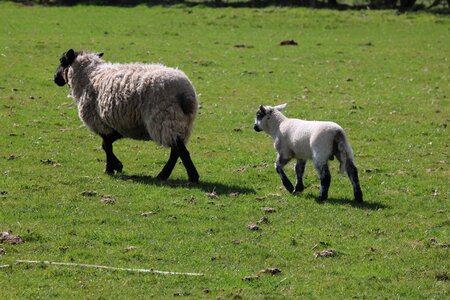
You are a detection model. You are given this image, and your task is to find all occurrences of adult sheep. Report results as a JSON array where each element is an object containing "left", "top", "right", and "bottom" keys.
[
  {"left": 254, "top": 103, "right": 363, "bottom": 202},
  {"left": 54, "top": 49, "right": 199, "bottom": 183}
]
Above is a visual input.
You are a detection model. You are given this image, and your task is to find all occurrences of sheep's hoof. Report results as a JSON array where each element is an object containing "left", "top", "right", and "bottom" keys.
[
  {"left": 105, "top": 169, "right": 121, "bottom": 176},
  {"left": 354, "top": 193, "right": 363, "bottom": 203},
  {"left": 156, "top": 170, "right": 170, "bottom": 181},
  {"left": 188, "top": 176, "right": 199, "bottom": 184},
  {"left": 156, "top": 172, "right": 169, "bottom": 181},
  {"left": 105, "top": 162, "right": 123, "bottom": 176},
  {"left": 115, "top": 163, "right": 123, "bottom": 173},
  {"left": 105, "top": 168, "right": 115, "bottom": 176}
]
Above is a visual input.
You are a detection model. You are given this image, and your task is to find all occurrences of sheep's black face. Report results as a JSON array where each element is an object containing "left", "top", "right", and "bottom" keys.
[
  {"left": 54, "top": 49, "right": 77, "bottom": 87},
  {"left": 254, "top": 106, "right": 267, "bottom": 132}
]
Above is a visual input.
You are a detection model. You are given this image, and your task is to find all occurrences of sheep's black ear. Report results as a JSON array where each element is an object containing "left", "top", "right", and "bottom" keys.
[
  {"left": 66, "top": 49, "right": 76, "bottom": 61},
  {"left": 97, "top": 52, "right": 104, "bottom": 58}
]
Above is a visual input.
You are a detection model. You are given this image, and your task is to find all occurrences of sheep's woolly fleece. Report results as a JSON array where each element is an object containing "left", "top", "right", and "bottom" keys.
[{"left": 67, "top": 51, "right": 198, "bottom": 147}]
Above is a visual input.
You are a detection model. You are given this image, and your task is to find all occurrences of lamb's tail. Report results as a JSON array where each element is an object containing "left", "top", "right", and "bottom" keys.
[{"left": 334, "top": 130, "right": 355, "bottom": 174}]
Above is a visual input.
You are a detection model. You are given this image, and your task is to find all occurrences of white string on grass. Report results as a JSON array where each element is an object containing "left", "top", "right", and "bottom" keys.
[{"left": 15, "top": 260, "right": 204, "bottom": 277}]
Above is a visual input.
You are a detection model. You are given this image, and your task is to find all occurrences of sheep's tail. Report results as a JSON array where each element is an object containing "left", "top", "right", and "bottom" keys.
[
  {"left": 334, "top": 130, "right": 354, "bottom": 174},
  {"left": 176, "top": 92, "right": 198, "bottom": 145},
  {"left": 177, "top": 93, "right": 197, "bottom": 116}
]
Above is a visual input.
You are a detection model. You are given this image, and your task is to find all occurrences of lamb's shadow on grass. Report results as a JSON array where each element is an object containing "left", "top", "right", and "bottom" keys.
[
  {"left": 303, "top": 193, "right": 389, "bottom": 210},
  {"left": 118, "top": 174, "right": 256, "bottom": 195}
]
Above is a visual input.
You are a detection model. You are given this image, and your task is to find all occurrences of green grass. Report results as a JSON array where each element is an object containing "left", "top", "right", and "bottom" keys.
[{"left": 0, "top": 2, "right": 449, "bottom": 298}]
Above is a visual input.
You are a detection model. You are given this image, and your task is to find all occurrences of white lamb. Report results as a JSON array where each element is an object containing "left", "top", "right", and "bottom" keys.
[
  {"left": 54, "top": 49, "right": 199, "bottom": 183},
  {"left": 254, "top": 103, "right": 363, "bottom": 202}
]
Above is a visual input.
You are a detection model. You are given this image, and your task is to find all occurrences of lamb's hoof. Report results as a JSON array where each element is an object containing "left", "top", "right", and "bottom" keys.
[
  {"left": 293, "top": 186, "right": 305, "bottom": 194},
  {"left": 318, "top": 195, "right": 327, "bottom": 202},
  {"left": 284, "top": 184, "right": 294, "bottom": 194}
]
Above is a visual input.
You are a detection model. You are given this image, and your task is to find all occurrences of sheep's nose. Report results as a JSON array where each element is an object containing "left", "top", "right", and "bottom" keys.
[
  {"left": 54, "top": 74, "right": 66, "bottom": 87},
  {"left": 254, "top": 125, "right": 261, "bottom": 132}
]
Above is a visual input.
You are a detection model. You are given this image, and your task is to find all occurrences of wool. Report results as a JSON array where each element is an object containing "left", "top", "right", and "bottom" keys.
[
  {"left": 67, "top": 52, "right": 197, "bottom": 147},
  {"left": 55, "top": 49, "right": 200, "bottom": 182},
  {"left": 274, "top": 118, "right": 354, "bottom": 173},
  {"left": 254, "top": 103, "right": 363, "bottom": 202}
]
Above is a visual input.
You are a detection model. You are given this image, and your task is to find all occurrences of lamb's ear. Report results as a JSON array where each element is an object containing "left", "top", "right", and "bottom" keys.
[
  {"left": 97, "top": 52, "right": 104, "bottom": 58},
  {"left": 66, "top": 49, "right": 76, "bottom": 61},
  {"left": 259, "top": 105, "right": 266, "bottom": 114},
  {"left": 274, "top": 103, "right": 288, "bottom": 111}
]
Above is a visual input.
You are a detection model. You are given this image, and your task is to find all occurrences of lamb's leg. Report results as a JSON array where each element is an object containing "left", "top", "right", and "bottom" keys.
[
  {"left": 176, "top": 137, "right": 199, "bottom": 183},
  {"left": 346, "top": 161, "right": 363, "bottom": 202},
  {"left": 101, "top": 132, "right": 123, "bottom": 175},
  {"left": 314, "top": 162, "right": 331, "bottom": 201},
  {"left": 294, "top": 159, "right": 307, "bottom": 193},
  {"left": 156, "top": 146, "right": 179, "bottom": 181},
  {"left": 275, "top": 155, "right": 294, "bottom": 193}
]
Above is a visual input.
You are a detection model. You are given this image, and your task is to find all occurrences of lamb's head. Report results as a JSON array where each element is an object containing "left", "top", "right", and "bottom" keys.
[
  {"left": 254, "top": 103, "right": 287, "bottom": 132},
  {"left": 54, "top": 49, "right": 104, "bottom": 87}
]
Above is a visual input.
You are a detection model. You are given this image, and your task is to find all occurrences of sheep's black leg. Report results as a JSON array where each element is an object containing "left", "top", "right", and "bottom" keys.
[
  {"left": 156, "top": 146, "right": 179, "bottom": 181},
  {"left": 315, "top": 162, "right": 331, "bottom": 201},
  {"left": 346, "top": 161, "right": 363, "bottom": 202},
  {"left": 176, "top": 138, "right": 199, "bottom": 183},
  {"left": 101, "top": 132, "right": 123, "bottom": 175},
  {"left": 294, "top": 159, "right": 307, "bottom": 193},
  {"left": 275, "top": 156, "right": 294, "bottom": 193}
]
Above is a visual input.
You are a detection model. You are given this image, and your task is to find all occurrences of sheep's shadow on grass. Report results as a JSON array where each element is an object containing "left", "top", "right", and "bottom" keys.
[
  {"left": 302, "top": 193, "right": 389, "bottom": 210},
  {"left": 117, "top": 174, "right": 256, "bottom": 195}
]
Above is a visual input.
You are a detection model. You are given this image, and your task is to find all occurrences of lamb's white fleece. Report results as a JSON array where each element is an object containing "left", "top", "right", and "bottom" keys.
[{"left": 256, "top": 105, "right": 353, "bottom": 173}]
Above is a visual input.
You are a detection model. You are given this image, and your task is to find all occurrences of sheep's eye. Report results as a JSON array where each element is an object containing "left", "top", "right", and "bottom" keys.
[
  {"left": 60, "top": 57, "right": 70, "bottom": 68},
  {"left": 257, "top": 112, "right": 265, "bottom": 119}
]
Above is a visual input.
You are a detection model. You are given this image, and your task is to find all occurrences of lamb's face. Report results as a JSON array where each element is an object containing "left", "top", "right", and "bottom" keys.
[
  {"left": 254, "top": 105, "right": 270, "bottom": 132},
  {"left": 254, "top": 103, "right": 288, "bottom": 132},
  {"left": 54, "top": 49, "right": 77, "bottom": 87}
]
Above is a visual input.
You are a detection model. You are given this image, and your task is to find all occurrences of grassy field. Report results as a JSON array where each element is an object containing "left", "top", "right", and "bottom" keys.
[{"left": 0, "top": 2, "right": 449, "bottom": 298}]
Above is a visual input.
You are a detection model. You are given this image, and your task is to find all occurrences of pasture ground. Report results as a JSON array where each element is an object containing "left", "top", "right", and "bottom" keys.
[{"left": 0, "top": 2, "right": 449, "bottom": 298}]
